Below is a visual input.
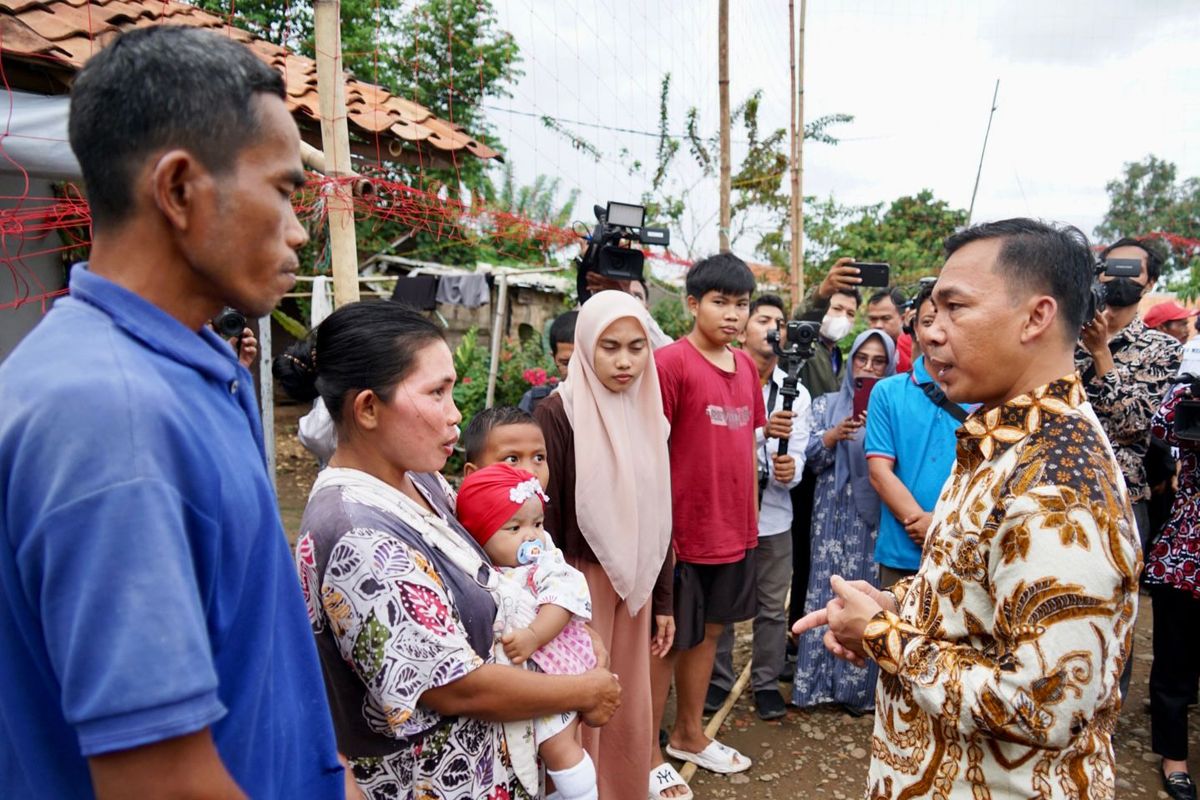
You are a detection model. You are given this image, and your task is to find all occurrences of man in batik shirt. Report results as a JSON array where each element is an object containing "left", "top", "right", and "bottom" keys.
[
  {"left": 1076, "top": 236, "right": 1182, "bottom": 549},
  {"left": 796, "top": 219, "right": 1141, "bottom": 800}
]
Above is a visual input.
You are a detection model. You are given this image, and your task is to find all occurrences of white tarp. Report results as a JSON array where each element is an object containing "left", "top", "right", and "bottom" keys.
[{"left": 0, "top": 90, "right": 81, "bottom": 180}]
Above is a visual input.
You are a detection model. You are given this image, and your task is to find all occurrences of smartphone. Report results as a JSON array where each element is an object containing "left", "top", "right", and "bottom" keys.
[
  {"left": 852, "top": 377, "right": 879, "bottom": 419},
  {"left": 1103, "top": 258, "right": 1142, "bottom": 278},
  {"left": 851, "top": 261, "right": 890, "bottom": 288}
]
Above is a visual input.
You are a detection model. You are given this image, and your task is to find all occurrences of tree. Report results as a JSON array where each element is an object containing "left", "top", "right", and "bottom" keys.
[
  {"left": 1095, "top": 155, "right": 1200, "bottom": 297},
  {"left": 189, "top": 0, "right": 521, "bottom": 190},
  {"left": 804, "top": 190, "right": 967, "bottom": 289},
  {"left": 544, "top": 73, "right": 852, "bottom": 262}
]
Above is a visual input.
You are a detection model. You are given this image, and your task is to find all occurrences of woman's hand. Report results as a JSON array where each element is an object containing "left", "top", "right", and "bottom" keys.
[
  {"left": 501, "top": 628, "right": 539, "bottom": 665},
  {"left": 651, "top": 615, "right": 675, "bottom": 658},
  {"left": 584, "top": 623, "right": 610, "bottom": 670},
  {"left": 822, "top": 415, "right": 864, "bottom": 448},
  {"left": 579, "top": 668, "right": 622, "bottom": 727}
]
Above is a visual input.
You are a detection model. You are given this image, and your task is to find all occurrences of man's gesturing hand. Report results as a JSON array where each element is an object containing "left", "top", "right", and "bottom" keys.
[{"left": 791, "top": 575, "right": 891, "bottom": 668}]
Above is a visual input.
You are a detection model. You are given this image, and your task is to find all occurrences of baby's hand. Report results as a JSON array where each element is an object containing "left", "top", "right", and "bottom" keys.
[{"left": 501, "top": 627, "right": 540, "bottom": 665}]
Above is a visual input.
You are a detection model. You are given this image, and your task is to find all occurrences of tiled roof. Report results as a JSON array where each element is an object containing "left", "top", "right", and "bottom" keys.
[{"left": 0, "top": 0, "right": 500, "bottom": 164}]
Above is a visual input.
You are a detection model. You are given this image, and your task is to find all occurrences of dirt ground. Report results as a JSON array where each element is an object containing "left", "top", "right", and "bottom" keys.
[{"left": 273, "top": 402, "right": 1189, "bottom": 799}]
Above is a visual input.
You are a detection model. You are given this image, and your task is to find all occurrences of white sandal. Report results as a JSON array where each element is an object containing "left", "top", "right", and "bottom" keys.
[
  {"left": 665, "top": 739, "right": 752, "bottom": 774},
  {"left": 649, "top": 762, "right": 694, "bottom": 799}
]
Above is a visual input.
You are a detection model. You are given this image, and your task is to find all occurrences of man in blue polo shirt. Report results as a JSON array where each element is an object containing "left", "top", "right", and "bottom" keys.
[
  {"left": 865, "top": 283, "right": 971, "bottom": 587},
  {"left": 0, "top": 27, "right": 348, "bottom": 798}
]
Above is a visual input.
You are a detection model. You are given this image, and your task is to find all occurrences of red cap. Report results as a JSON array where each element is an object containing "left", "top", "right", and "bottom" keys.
[
  {"left": 1143, "top": 301, "right": 1198, "bottom": 329},
  {"left": 456, "top": 463, "right": 547, "bottom": 546}
]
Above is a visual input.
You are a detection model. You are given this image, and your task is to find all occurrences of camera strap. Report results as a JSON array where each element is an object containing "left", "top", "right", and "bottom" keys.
[{"left": 919, "top": 380, "right": 968, "bottom": 424}]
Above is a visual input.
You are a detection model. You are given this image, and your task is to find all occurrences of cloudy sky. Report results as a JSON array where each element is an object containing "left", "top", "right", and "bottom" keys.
[{"left": 484, "top": 0, "right": 1200, "bottom": 262}]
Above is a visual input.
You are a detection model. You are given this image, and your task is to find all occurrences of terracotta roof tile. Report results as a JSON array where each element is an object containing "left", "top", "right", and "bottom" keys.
[{"left": 0, "top": 0, "right": 500, "bottom": 163}]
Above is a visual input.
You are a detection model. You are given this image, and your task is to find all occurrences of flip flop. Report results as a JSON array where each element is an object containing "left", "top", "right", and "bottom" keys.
[
  {"left": 665, "top": 739, "right": 752, "bottom": 775},
  {"left": 649, "top": 762, "right": 694, "bottom": 800}
]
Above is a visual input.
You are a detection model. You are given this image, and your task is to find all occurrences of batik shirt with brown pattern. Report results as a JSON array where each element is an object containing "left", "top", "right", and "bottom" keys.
[
  {"left": 1075, "top": 316, "right": 1182, "bottom": 502},
  {"left": 861, "top": 374, "right": 1141, "bottom": 800}
]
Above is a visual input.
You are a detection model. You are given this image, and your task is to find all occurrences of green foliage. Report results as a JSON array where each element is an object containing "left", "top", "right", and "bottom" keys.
[
  {"left": 651, "top": 295, "right": 693, "bottom": 340},
  {"left": 190, "top": 0, "right": 531, "bottom": 268},
  {"left": 617, "top": 75, "right": 852, "bottom": 262},
  {"left": 1095, "top": 155, "right": 1200, "bottom": 298},
  {"left": 448, "top": 326, "right": 558, "bottom": 473},
  {"left": 803, "top": 190, "right": 967, "bottom": 289}
]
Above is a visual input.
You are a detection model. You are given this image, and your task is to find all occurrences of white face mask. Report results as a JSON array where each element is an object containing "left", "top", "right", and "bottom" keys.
[{"left": 819, "top": 313, "right": 853, "bottom": 342}]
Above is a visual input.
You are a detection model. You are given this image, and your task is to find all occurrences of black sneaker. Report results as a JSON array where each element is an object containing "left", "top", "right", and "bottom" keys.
[
  {"left": 755, "top": 689, "right": 788, "bottom": 720},
  {"left": 704, "top": 684, "right": 730, "bottom": 714},
  {"left": 1163, "top": 766, "right": 1197, "bottom": 800}
]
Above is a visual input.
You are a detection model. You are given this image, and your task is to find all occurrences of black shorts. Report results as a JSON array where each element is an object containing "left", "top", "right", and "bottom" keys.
[{"left": 673, "top": 550, "right": 757, "bottom": 651}]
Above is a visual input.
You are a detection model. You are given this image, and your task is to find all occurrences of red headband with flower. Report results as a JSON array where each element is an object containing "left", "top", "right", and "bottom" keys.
[{"left": 456, "top": 463, "right": 549, "bottom": 546}]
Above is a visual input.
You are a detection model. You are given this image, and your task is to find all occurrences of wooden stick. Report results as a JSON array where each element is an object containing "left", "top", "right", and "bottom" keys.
[{"left": 313, "top": 0, "right": 360, "bottom": 307}]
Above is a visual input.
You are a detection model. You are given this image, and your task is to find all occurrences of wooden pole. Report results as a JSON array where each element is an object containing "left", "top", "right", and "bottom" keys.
[
  {"left": 717, "top": 0, "right": 731, "bottom": 253},
  {"left": 314, "top": 0, "right": 360, "bottom": 307},
  {"left": 485, "top": 274, "right": 510, "bottom": 409},
  {"left": 788, "top": 0, "right": 801, "bottom": 307},
  {"left": 794, "top": 0, "right": 807, "bottom": 302}
]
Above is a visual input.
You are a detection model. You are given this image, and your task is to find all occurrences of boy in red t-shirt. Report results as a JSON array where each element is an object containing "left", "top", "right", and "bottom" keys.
[{"left": 650, "top": 253, "right": 765, "bottom": 788}]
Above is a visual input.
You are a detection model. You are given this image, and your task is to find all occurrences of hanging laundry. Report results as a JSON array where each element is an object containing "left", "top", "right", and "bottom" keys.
[
  {"left": 391, "top": 274, "right": 439, "bottom": 310},
  {"left": 310, "top": 276, "right": 333, "bottom": 328},
  {"left": 435, "top": 273, "right": 490, "bottom": 308}
]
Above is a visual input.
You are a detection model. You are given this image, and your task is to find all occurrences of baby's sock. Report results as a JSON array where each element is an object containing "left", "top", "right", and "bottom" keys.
[{"left": 546, "top": 751, "right": 597, "bottom": 800}]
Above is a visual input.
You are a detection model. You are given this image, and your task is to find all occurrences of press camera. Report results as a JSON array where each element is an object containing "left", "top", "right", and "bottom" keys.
[{"left": 575, "top": 202, "right": 670, "bottom": 302}]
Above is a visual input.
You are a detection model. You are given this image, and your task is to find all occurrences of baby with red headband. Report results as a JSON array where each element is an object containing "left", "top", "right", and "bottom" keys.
[{"left": 457, "top": 462, "right": 597, "bottom": 800}]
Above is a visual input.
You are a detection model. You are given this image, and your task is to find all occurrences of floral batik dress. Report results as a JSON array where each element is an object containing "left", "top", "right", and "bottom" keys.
[{"left": 297, "top": 468, "right": 534, "bottom": 800}]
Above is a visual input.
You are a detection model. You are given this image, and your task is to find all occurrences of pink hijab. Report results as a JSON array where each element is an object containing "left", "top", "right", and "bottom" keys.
[{"left": 557, "top": 291, "right": 673, "bottom": 615}]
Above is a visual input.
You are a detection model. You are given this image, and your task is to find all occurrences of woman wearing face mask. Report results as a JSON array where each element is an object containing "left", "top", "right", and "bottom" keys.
[
  {"left": 292, "top": 301, "right": 621, "bottom": 800},
  {"left": 791, "top": 330, "right": 897, "bottom": 715},
  {"left": 534, "top": 291, "right": 677, "bottom": 800}
]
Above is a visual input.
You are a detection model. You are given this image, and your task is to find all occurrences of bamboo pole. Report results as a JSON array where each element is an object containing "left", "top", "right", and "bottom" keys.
[
  {"left": 485, "top": 274, "right": 510, "bottom": 409},
  {"left": 794, "top": 0, "right": 807, "bottom": 302},
  {"left": 717, "top": 0, "right": 731, "bottom": 253},
  {"left": 314, "top": 0, "right": 360, "bottom": 307},
  {"left": 788, "top": 0, "right": 801, "bottom": 307}
]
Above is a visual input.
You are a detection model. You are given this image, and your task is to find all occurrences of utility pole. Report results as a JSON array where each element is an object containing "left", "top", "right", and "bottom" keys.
[
  {"left": 718, "top": 0, "right": 731, "bottom": 253},
  {"left": 314, "top": 0, "right": 361, "bottom": 307},
  {"left": 788, "top": 0, "right": 807, "bottom": 305},
  {"left": 967, "top": 79, "right": 1000, "bottom": 226}
]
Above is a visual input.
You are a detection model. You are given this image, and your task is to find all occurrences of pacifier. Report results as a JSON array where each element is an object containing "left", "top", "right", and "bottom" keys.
[{"left": 516, "top": 540, "right": 543, "bottom": 565}]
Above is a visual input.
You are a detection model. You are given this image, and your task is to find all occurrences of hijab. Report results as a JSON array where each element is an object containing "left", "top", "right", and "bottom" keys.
[
  {"left": 828, "top": 329, "right": 897, "bottom": 528},
  {"left": 556, "top": 291, "right": 673, "bottom": 615}
]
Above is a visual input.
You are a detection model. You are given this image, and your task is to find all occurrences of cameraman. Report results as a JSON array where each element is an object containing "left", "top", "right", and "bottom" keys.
[
  {"left": 1146, "top": 382, "right": 1200, "bottom": 800},
  {"left": 708, "top": 294, "right": 810, "bottom": 720},
  {"left": 1075, "top": 237, "right": 1182, "bottom": 550}
]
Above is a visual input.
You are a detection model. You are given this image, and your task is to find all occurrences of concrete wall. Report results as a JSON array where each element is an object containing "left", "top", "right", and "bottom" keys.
[{"left": 0, "top": 175, "right": 70, "bottom": 363}]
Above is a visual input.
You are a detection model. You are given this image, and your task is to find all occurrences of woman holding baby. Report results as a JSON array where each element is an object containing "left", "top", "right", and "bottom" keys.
[{"left": 292, "top": 300, "right": 619, "bottom": 800}]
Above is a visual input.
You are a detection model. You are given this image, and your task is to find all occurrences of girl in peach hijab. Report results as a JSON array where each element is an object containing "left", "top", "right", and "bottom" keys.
[{"left": 533, "top": 290, "right": 679, "bottom": 800}]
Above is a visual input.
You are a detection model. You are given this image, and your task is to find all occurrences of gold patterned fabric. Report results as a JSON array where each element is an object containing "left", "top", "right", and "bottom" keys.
[{"left": 862, "top": 374, "right": 1141, "bottom": 799}]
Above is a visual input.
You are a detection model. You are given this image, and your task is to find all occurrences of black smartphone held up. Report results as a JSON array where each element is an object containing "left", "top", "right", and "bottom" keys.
[
  {"left": 851, "top": 261, "right": 891, "bottom": 287},
  {"left": 1103, "top": 257, "right": 1142, "bottom": 278}
]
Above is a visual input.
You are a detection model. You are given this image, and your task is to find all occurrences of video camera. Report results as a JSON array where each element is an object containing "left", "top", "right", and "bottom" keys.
[
  {"left": 1087, "top": 257, "right": 1143, "bottom": 320},
  {"left": 575, "top": 201, "right": 670, "bottom": 302},
  {"left": 212, "top": 307, "right": 247, "bottom": 356},
  {"left": 765, "top": 320, "right": 820, "bottom": 459},
  {"left": 1175, "top": 374, "right": 1200, "bottom": 443}
]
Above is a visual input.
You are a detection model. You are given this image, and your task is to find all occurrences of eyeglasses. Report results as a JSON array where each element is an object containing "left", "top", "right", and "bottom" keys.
[{"left": 852, "top": 353, "right": 889, "bottom": 369}]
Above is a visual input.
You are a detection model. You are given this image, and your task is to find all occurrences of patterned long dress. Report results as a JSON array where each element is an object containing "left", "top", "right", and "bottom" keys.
[
  {"left": 792, "top": 393, "right": 881, "bottom": 712},
  {"left": 297, "top": 469, "right": 534, "bottom": 800}
]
